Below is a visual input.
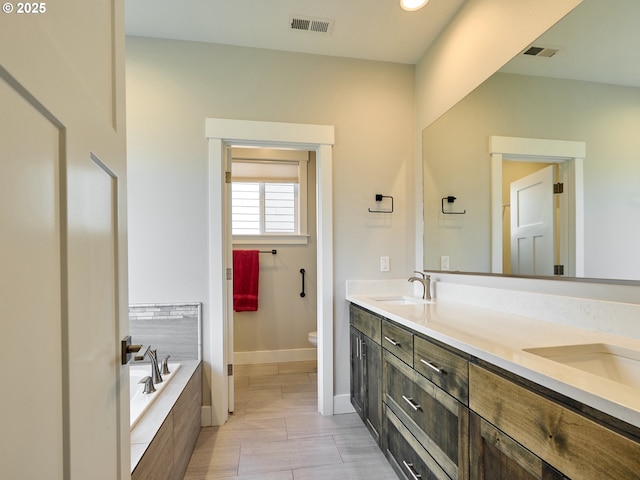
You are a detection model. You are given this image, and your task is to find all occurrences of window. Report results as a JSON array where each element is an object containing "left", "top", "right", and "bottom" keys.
[
  {"left": 231, "top": 182, "right": 298, "bottom": 234},
  {"left": 230, "top": 148, "right": 309, "bottom": 243}
]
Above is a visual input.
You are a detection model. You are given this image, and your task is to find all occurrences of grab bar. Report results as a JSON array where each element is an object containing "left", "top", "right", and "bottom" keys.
[{"left": 300, "top": 268, "right": 306, "bottom": 297}]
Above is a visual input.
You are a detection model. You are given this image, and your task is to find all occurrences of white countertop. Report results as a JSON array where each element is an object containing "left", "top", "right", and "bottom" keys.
[{"left": 347, "top": 292, "right": 640, "bottom": 429}]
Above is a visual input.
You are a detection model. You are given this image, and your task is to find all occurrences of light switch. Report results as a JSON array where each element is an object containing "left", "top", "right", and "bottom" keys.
[{"left": 380, "top": 256, "right": 390, "bottom": 272}]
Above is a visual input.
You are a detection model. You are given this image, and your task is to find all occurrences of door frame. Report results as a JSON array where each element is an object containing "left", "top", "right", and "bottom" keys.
[
  {"left": 206, "top": 118, "right": 335, "bottom": 425},
  {"left": 490, "top": 136, "right": 585, "bottom": 276}
]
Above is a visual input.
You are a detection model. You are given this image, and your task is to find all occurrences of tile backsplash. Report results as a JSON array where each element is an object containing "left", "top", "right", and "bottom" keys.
[{"left": 129, "top": 302, "right": 202, "bottom": 362}]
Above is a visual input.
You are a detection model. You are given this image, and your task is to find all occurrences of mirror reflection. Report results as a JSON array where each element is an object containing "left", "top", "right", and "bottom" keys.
[{"left": 423, "top": 0, "right": 640, "bottom": 281}]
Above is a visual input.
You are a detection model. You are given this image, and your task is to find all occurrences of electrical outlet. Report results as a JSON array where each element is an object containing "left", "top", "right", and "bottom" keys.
[
  {"left": 440, "top": 256, "right": 450, "bottom": 270},
  {"left": 380, "top": 256, "right": 390, "bottom": 272}
]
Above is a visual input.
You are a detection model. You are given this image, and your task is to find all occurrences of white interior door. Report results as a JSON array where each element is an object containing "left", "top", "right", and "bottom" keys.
[
  {"left": 1, "top": 3, "right": 128, "bottom": 478},
  {"left": 0, "top": 74, "right": 65, "bottom": 480},
  {"left": 510, "top": 165, "right": 555, "bottom": 275},
  {"left": 225, "top": 145, "right": 235, "bottom": 412}
]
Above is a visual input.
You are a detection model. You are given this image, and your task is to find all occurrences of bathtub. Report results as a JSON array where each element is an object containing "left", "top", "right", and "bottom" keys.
[{"left": 129, "top": 363, "right": 181, "bottom": 429}]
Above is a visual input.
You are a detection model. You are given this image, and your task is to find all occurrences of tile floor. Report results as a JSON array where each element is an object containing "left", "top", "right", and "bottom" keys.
[{"left": 183, "top": 360, "right": 398, "bottom": 480}]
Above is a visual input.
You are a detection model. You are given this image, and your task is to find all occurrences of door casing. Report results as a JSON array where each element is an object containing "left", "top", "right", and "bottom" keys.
[
  {"left": 206, "top": 118, "right": 335, "bottom": 425},
  {"left": 490, "top": 136, "right": 585, "bottom": 277}
]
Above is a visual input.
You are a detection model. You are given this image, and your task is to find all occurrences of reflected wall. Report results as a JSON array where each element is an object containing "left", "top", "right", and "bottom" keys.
[{"left": 423, "top": 72, "right": 640, "bottom": 280}]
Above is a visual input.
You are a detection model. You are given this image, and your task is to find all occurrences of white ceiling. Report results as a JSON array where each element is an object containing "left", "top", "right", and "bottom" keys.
[
  {"left": 125, "top": 0, "right": 466, "bottom": 64},
  {"left": 126, "top": 0, "right": 640, "bottom": 86}
]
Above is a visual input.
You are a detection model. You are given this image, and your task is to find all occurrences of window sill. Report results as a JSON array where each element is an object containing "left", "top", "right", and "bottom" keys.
[{"left": 232, "top": 234, "right": 309, "bottom": 245}]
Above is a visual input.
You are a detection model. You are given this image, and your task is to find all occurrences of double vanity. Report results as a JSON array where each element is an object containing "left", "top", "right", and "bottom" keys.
[{"left": 347, "top": 278, "right": 640, "bottom": 479}]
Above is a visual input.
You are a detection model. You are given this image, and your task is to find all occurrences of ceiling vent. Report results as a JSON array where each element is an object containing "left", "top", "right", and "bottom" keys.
[
  {"left": 523, "top": 46, "right": 560, "bottom": 58},
  {"left": 289, "top": 15, "right": 335, "bottom": 35}
]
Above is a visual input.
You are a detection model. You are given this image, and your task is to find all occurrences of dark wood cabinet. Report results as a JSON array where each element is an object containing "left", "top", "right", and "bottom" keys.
[{"left": 350, "top": 305, "right": 383, "bottom": 444}]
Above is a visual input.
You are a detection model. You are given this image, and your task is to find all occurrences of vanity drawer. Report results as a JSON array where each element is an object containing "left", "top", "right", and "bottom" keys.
[
  {"left": 382, "top": 319, "right": 413, "bottom": 366},
  {"left": 414, "top": 335, "right": 469, "bottom": 404},
  {"left": 350, "top": 304, "right": 381, "bottom": 344},
  {"left": 384, "top": 350, "right": 468, "bottom": 480},
  {"left": 385, "top": 404, "right": 451, "bottom": 480}
]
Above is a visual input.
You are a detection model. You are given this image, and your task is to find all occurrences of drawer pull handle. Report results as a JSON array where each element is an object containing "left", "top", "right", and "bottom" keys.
[
  {"left": 384, "top": 336, "right": 400, "bottom": 347},
  {"left": 402, "top": 460, "right": 422, "bottom": 480},
  {"left": 402, "top": 395, "right": 421, "bottom": 411},
  {"left": 420, "top": 358, "right": 443, "bottom": 374}
]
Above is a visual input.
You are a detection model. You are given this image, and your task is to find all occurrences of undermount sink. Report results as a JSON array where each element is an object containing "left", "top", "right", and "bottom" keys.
[
  {"left": 523, "top": 343, "right": 640, "bottom": 388},
  {"left": 367, "top": 295, "right": 430, "bottom": 306}
]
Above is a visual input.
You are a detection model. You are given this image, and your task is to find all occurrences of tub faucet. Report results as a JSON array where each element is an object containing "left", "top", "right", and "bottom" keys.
[
  {"left": 139, "top": 376, "right": 156, "bottom": 394},
  {"left": 161, "top": 355, "right": 171, "bottom": 375},
  {"left": 146, "top": 349, "right": 163, "bottom": 384},
  {"left": 408, "top": 271, "right": 431, "bottom": 300}
]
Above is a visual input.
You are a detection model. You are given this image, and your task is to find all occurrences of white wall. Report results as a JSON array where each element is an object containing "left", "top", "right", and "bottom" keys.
[
  {"left": 126, "top": 37, "right": 416, "bottom": 406},
  {"left": 415, "top": 0, "right": 582, "bottom": 130}
]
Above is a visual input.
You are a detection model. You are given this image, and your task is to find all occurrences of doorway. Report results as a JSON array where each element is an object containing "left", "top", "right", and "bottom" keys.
[
  {"left": 490, "top": 136, "right": 586, "bottom": 277},
  {"left": 206, "top": 118, "right": 335, "bottom": 426}
]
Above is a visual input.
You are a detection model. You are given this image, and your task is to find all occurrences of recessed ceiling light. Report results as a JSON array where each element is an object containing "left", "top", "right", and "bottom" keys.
[{"left": 400, "top": 0, "right": 428, "bottom": 11}]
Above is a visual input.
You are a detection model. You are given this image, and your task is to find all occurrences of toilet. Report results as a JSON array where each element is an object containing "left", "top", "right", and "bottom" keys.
[{"left": 307, "top": 331, "right": 317, "bottom": 347}]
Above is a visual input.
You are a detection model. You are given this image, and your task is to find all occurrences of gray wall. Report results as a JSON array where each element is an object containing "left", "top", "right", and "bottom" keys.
[{"left": 126, "top": 37, "right": 416, "bottom": 403}]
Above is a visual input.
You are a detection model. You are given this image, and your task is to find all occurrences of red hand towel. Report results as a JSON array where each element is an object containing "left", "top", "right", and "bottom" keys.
[{"left": 233, "top": 250, "right": 259, "bottom": 312}]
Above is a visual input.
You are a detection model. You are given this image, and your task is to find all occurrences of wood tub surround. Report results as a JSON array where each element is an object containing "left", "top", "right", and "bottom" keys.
[
  {"left": 131, "top": 361, "right": 202, "bottom": 480},
  {"left": 348, "top": 302, "right": 640, "bottom": 480}
]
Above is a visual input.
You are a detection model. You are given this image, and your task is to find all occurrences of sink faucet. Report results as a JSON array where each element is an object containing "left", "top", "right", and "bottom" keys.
[{"left": 408, "top": 271, "right": 431, "bottom": 300}]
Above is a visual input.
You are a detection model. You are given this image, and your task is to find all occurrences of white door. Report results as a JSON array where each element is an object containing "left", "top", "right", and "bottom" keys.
[
  {"left": 225, "top": 145, "right": 235, "bottom": 413},
  {"left": 1, "top": 3, "right": 128, "bottom": 479},
  {"left": 510, "top": 165, "right": 555, "bottom": 276}
]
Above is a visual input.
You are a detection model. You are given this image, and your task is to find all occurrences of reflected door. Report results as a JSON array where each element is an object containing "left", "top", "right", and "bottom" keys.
[{"left": 510, "top": 165, "right": 555, "bottom": 275}]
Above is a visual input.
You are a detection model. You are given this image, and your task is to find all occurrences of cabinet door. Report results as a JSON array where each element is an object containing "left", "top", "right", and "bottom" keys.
[
  {"left": 470, "top": 365, "right": 640, "bottom": 479},
  {"left": 384, "top": 350, "right": 469, "bottom": 480},
  {"left": 363, "top": 334, "right": 382, "bottom": 443},
  {"left": 470, "top": 413, "right": 565, "bottom": 480},
  {"left": 350, "top": 327, "right": 364, "bottom": 418}
]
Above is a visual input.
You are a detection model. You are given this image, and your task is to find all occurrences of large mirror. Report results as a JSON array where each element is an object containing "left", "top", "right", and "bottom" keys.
[{"left": 423, "top": 0, "right": 640, "bottom": 282}]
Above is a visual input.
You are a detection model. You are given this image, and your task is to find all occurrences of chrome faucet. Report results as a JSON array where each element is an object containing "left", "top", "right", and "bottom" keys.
[
  {"left": 146, "top": 349, "right": 163, "bottom": 384},
  {"left": 139, "top": 376, "right": 156, "bottom": 394},
  {"left": 161, "top": 355, "right": 171, "bottom": 375},
  {"left": 408, "top": 271, "right": 431, "bottom": 300}
]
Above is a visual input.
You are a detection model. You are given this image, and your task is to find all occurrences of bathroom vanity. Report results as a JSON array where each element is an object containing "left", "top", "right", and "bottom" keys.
[{"left": 347, "top": 282, "right": 640, "bottom": 480}]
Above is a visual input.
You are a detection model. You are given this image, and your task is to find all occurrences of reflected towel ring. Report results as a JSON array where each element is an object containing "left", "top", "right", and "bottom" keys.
[
  {"left": 368, "top": 194, "right": 394, "bottom": 213},
  {"left": 441, "top": 196, "right": 466, "bottom": 214}
]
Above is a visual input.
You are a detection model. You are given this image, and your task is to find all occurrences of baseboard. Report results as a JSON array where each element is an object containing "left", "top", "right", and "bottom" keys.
[
  {"left": 234, "top": 348, "right": 317, "bottom": 365},
  {"left": 333, "top": 394, "right": 356, "bottom": 415},
  {"left": 200, "top": 406, "right": 212, "bottom": 427}
]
